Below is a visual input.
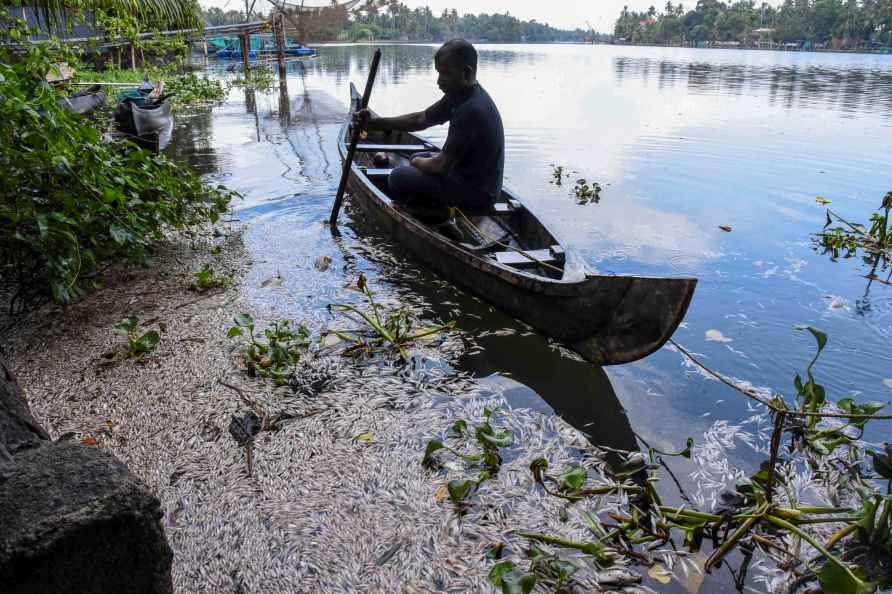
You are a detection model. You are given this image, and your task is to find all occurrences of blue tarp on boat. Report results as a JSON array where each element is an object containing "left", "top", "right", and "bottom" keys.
[{"left": 208, "top": 33, "right": 315, "bottom": 60}]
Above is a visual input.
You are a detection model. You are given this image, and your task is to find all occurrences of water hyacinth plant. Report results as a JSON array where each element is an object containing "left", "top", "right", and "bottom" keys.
[
  {"left": 112, "top": 315, "right": 160, "bottom": 357},
  {"left": 423, "top": 326, "right": 892, "bottom": 593},
  {"left": 227, "top": 313, "right": 310, "bottom": 385},
  {"left": 815, "top": 192, "right": 892, "bottom": 262},
  {"left": 189, "top": 263, "right": 228, "bottom": 292},
  {"left": 423, "top": 407, "right": 514, "bottom": 506},
  {"left": 324, "top": 274, "right": 454, "bottom": 361}
]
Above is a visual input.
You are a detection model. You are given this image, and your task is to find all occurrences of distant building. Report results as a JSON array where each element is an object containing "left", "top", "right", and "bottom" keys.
[{"left": 4, "top": 6, "right": 100, "bottom": 41}]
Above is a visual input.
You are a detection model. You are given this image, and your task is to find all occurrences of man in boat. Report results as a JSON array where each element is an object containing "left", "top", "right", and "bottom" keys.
[{"left": 352, "top": 39, "right": 504, "bottom": 212}]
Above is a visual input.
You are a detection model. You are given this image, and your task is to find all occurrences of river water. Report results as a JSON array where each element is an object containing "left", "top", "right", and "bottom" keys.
[{"left": 170, "top": 43, "right": 892, "bottom": 590}]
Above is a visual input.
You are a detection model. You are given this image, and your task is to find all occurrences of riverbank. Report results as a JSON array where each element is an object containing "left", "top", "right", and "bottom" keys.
[
  {"left": 2, "top": 223, "right": 648, "bottom": 592},
  {"left": 606, "top": 40, "right": 892, "bottom": 55}
]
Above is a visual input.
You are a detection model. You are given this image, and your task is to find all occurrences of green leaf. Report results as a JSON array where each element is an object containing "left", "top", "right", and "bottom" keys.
[
  {"left": 447, "top": 479, "right": 475, "bottom": 504},
  {"left": 132, "top": 330, "right": 160, "bottom": 353},
  {"left": 113, "top": 316, "right": 138, "bottom": 335},
  {"left": 559, "top": 467, "right": 587, "bottom": 491},
  {"left": 551, "top": 559, "right": 578, "bottom": 585},
  {"left": 422, "top": 440, "right": 444, "bottom": 466},
  {"left": 817, "top": 561, "right": 876, "bottom": 594},
  {"left": 488, "top": 561, "right": 536, "bottom": 594},
  {"left": 447, "top": 419, "right": 468, "bottom": 437},
  {"left": 797, "top": 325, "right": 828, "bottom": 354},
  {"left": 227, "top": 326, "right": 243, "bottom": 338},
  {"left": 235, "top": 313, "right": 254, "bottom": 328},
  {"left": 476, "top": 425, "right": 514, "bottom": 448}
]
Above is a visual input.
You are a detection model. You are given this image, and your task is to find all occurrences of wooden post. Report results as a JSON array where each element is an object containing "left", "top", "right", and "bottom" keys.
[
  {"left": 239, "top": 31, "right": 251, "bottom": 75},
  {"left": 275, "top": 12, "right": 287, "bottom": 80}
]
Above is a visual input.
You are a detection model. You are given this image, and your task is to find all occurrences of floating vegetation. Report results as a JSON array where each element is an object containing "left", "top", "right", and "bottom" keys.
[
  {"left": 423, "top": 406, "right": 513, "bottom": 506},
  {"left": 421, "top": 326, "right": 892, "bottom": 593},
  {"left": 548, "top": 165, "right": 603, "bottom": 204},
  {"left": 189, "top": 263, "right": 228, "bottom": 292},
  {"left": 112, "top": 315, "right": 160, "bottom": 358},
  {"left": 227, "top": 313, "right": 310, "bottom": 385},
  {"left": 549, "top": 164, "right": 568, "bottom": 186},
  {"left": 74, "top": 70, "right": 229, "bottom": 105},
  {"left": 572, "top": 178, "right": 602, "bottom": 204},
  {"left": 815, "top": 192, "right": 892, "bottom": 262},
  {"left": 164, "top": 73, "right": 229, "bottom": 105},
  {"left": 324, "top": 274, "right": 454, "bottom": 360},
  {"left": 231, "top": 66, "right": 277, "bottom": 91}
]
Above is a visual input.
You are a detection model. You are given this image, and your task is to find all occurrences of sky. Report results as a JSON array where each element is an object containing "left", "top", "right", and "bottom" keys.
[{"left": 199, "top": 0, "right": 692, "bottom": 33}]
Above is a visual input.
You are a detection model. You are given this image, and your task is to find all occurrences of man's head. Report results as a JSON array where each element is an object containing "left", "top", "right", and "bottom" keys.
[{"left": 434, "top": 39, "right": 477, "bottom": 94}]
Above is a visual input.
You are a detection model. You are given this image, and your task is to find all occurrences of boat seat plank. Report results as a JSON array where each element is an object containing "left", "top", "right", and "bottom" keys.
[
  {"left": 495, "top": 248, "right": 562, "bottom": 267},
  {"left": 356, "top": 144, "right": 433, "bottom": 152},
  {"left": 363, "top": 168, "right": 393, "bottom": 178}
]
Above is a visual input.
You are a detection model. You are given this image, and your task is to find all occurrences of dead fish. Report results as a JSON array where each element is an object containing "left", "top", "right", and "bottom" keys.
[
  {"left": 598, "top": 569, "right": 642, "bottom": 586},
  {"left": 261, "top": 273, "right": 283, "bottom": 288},
  {"left": 314, "top": 255, "right": 332, "bottom": 272}
]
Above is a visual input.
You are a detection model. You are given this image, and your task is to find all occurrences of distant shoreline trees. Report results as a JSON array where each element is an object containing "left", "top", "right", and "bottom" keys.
[
  {"left": 614, "top": 0, "right": 892, "bottom": 49},
  {"left": 339, "top": 2, "right": 590, "bottom": 43},
  {"left": 200, "top": 1, "right": 595, "bottom": 43}
]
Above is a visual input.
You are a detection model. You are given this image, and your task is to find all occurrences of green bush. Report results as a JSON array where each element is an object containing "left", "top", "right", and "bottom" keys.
[{"left": 0, "top": 19, "right": 237, "bottom": 304}]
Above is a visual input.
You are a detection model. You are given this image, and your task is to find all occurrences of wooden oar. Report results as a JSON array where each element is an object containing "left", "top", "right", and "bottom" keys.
[{"left": 329, "top": 47, "right": 382, "bottom": 225}]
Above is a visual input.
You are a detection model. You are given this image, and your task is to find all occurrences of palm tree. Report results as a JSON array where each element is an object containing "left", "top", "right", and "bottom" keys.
[{"left": 25, "top": 0, "right": 203, "bottom": 32}]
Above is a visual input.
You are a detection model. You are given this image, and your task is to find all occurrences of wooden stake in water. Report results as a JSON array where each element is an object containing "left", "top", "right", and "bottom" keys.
[
  {"left": 329, "top": 48, "right": 382, "bottom": 226},
  {"left": 274, "top": 11, "right": 287, "bottom": 80},
  {"left": 239, "top": 32, "right": 251, "bottom": 74}
]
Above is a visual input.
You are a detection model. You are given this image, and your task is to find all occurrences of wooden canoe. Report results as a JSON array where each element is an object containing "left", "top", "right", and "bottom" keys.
[
  {"left": 339, "top": 83, "right": 696, "bottom": 365},
  {"left": 58, "top": 85, "right": 107, "bottom": 115},
  {"left": 114, "top": 95, "right": 172, "bottom": 137}
]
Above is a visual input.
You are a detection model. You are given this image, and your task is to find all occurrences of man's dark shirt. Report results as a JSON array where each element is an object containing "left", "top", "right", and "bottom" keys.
[{"left": 424, "top": 83, "right": 504, "bottom": 202}]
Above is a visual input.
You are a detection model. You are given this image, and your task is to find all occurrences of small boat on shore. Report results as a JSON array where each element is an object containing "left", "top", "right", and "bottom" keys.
[
  {"left": 58, "top": 84, "right": 107, "bottom": 115},
  {"left": 114, "top": 88, "right": 172, "bottom": 137},
  {"left": 339, "top": 83, "right": 696, "bottom": 365}
]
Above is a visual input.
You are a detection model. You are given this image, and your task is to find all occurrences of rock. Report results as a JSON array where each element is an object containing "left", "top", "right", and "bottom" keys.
[
  {"left": 0, "top": 355, "right": 172, "bottom": 594},
  {"left": 0, "top": 357, "right": 50, "bottom": 459},
  {"left": 0, "top": 441, "right": 173, "bottom": 594}
]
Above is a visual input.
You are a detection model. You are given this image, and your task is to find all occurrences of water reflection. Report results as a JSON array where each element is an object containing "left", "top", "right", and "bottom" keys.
[
  {"left": 614, "top": 55, "right": 892, "bottom": 116},
  {"left": 164, "top": 111, "right": 213, "bottom": 174},
  {"left": 277, "top": 81, "right": 290, "bottom": 126},
  {"left": 298, "top": 44, "right": 539, "bottom": 91}
]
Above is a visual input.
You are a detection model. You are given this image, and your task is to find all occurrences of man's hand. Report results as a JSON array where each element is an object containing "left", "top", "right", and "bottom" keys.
[
  {"left": 410, "top": 151, "right": 453, "bottom": 175},
  {"left": 351, "top": 108, "right": 373, "bottom": 129}
]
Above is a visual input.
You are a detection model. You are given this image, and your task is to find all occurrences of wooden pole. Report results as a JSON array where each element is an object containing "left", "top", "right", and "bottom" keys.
[
  {"left": 275, "top": 12, "right": 287, "bottom": 80},
  {"left": 329, "top": 48, "right": 382, "bottom": 226},
  {"left": 239, "top": 31, "right": 251, "bottom": 75}
]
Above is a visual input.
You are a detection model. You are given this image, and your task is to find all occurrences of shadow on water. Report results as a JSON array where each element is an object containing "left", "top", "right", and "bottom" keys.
[{"left": 330, "top": 220, "right": 640, "bottom": 458}]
